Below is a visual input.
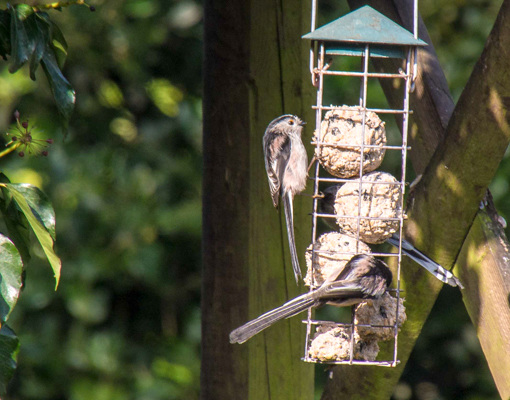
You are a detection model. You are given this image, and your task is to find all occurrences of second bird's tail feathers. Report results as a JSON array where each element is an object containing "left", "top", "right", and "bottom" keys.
[
  {"left": 387, "top": 234, "right": 464, "bottom": 289},
  {"left": 229, "top": 293, "right": 318, "bottom": 344}
]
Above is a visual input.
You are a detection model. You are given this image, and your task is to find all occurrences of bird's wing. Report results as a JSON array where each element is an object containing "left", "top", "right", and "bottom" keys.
[
  {"left": 263, "top": 133, "right": 291, "bottom": 208},
  {"left": 319, "top": 279, "right": 366, "bottom": 300}
]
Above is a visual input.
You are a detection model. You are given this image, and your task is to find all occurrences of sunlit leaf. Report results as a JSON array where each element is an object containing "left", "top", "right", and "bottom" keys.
[
  {"left": 0, "top": 325, "right": 18, "bottom": 397},
  {"left": 3, "top": 184, "right": 61, "bottom": 288},
  {"left": 152, "top": 358, "right": 193, "bottom": 385},
  {"left": 0, "top": 175, "right": 31, "bottom": 265},
  {"left": 5, "top": 183, "right": 56, "bottom": 240},
  {"left": 0, "top": 234, "right": 23, "bottom": 323},
  {"left": 146, "top": 78, "right": 183, "bottom": 117}
]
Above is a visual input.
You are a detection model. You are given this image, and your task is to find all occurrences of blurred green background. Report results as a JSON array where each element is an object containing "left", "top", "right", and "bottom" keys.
[{"left": 0, "top": 0, "right": 507, "bottom": 399}]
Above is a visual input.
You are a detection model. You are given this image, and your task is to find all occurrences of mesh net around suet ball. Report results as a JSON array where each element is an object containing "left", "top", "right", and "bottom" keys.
[
  {"left": 308, "top": 324, "right": 380, "bottom": 362},
  {"left": 313, "top": 107, "right": 386, "bottom": 178},
  {"left": 333, "top": 171, "right": 402, "bottom": 244},
  {"left": 304, "top": 232, "right": 371, "bottom": 288},
  {"left": 354, "top": 292, "right": 407, "bottom": 342}
]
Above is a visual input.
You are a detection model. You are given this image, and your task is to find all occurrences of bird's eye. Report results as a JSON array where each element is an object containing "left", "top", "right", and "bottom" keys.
[{"left": 288, "top": 119, "right": 295, "bottom": 125}]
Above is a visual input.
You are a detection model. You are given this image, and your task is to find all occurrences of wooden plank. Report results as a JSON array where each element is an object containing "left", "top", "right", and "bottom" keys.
[
  {"left": 202, "top": 0, "right": 315, "bottom": 399},
  {"left": 202, "top": 2, "right": 251, "bottom": 398},
  {"left": 458, "top": 196, "right": 510, "bottom": 397},
  {"left": 247, "top": 2, "right": 315, "bottom": 398}
]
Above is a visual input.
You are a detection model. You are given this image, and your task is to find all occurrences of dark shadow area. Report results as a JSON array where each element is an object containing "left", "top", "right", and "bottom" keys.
[{"left": 392, "top": 285, "right": 498, "bottom": 400}]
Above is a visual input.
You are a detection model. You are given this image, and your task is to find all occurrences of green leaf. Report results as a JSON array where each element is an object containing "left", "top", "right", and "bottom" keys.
[
  {"left": 28, "top": 13, "right": 50, "bottom": 80},
  {"left": 9, "top": 5, "right": 49, "bottom": 80},
  {"left": 36, "top": 12, "right": 68, "bottom": 69},
  {"left": 3, "top": 184, "right": 61, "bottom": 288},
  {"left": 41, "top": 44, "right": 76, "bottom": 120},
  {"left": 0, "top": 176, "right": 31, "bottom": 266},
  {"left": 8, "top": 4, "right": 34, "bottom": 73},
  {"left": 0, "top": 234, "right": 23, "bottom": 323},
  {"left": 0, "top": 325, "right": 19, "bottom": 397},
  {"left": 7, "top": 5, "right": 75, "bottom": 121},
  {"left": 5, "top": 184, "right": 56, "bottom": 240}
]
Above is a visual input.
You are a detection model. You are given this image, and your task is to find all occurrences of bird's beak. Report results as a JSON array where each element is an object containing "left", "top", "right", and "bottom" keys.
[{"left": 299, "top": 121, "right": 306, "bottom": 126}]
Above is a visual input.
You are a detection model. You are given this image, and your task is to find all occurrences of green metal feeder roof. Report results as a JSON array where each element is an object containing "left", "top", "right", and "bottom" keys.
[{"left": 302, "top": 6, "right": 426, "bottom": 58}]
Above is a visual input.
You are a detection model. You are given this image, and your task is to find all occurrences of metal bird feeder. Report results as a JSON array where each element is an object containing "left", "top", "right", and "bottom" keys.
[{"left": 301, "top": 3, "right": 426, "bottom": 366}]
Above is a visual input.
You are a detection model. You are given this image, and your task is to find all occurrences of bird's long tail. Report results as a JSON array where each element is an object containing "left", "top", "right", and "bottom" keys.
[
  {"left": 283, "top": 191, "right": 302, "bottom": 284},
  {"left": 387, "top": 234, "right": 464, "bottom": 288},
  {"left": 229, "top": 293, "right": 317, "bottom": 344}
]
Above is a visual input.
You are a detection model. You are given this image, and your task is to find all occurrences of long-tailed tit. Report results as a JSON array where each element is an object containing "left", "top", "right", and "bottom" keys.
[
  {"left": 230, "top": 254, "right": 392, "bottom": 344},
  {"left": 263, "top": 115, "right": 308, "bottom": 284},
  {"left": 319, "top": 185, "right": 463, "bottom": 288}
]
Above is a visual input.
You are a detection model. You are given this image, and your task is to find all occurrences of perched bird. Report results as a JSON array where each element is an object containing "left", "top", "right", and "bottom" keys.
[
  {"left": 230, "top": 254, "right": 392, "bottom": 344},
  {"left": 319, "top": 185, "right": 463, "bottom": 288},
  {"left": 263, "top": 115, "right": 308, "bottom": 284}
]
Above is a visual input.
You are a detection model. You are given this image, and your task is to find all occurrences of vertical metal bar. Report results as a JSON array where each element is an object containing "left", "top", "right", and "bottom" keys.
[
  {"left": 311, "top": 0, "right": 317, "bottom": 31},
  {"left": 309, "top": 0, "right": 318, "bottom": 78},
  {"left": 349, "top": 310, "right": 355, "bottom": 364},
  {"left": 309, "top": 45, "right": 316, "bottom": 77},
  {"left": 355, "top": 45, "right": 370, "bottom": 252},
  {"left": 311, "top": 42, "right": 325, "bottom": 249},
  {"left": 413, "top": 0, "right": 418, "bottom": 39},
  {"left": 411, "top": 0, "right": 419, "bottom": 90},
  {"left": 305, "top": 41, "right": 326, "bottom": 360},
  {"left": 412, "top": 47, "right": 418, "bottom": 90},
  {"left": 392, "top": 47, "right": 413, "bottom": 366},
  {"left": 349, "top": 43, "right": 370, "bottom": 365}
]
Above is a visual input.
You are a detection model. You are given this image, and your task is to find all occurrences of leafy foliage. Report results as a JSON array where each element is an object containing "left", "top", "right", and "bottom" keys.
[
  {"left": 2, "top": 184, "right": 60, "bottom": 286},
  {"left": 0, "top": 0, "right": 203, "bottom": 398},
  {"left": 0, "top": 326, "right": 19, "bottom": 395},
  {"left": 1, "top": 4, "right": 75, "bottom": 122},
  {"left": 0, "top": 2, "right": 72, "bottom": 394},
  {"left": 0, "top": 234, "right": 21, "bottom": 395},
  {"left": 0, "top": 178, "right": 61, "bottom": 396},
  {"left": 0, "top": 234, "right": 23, "bottom": 323}
]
